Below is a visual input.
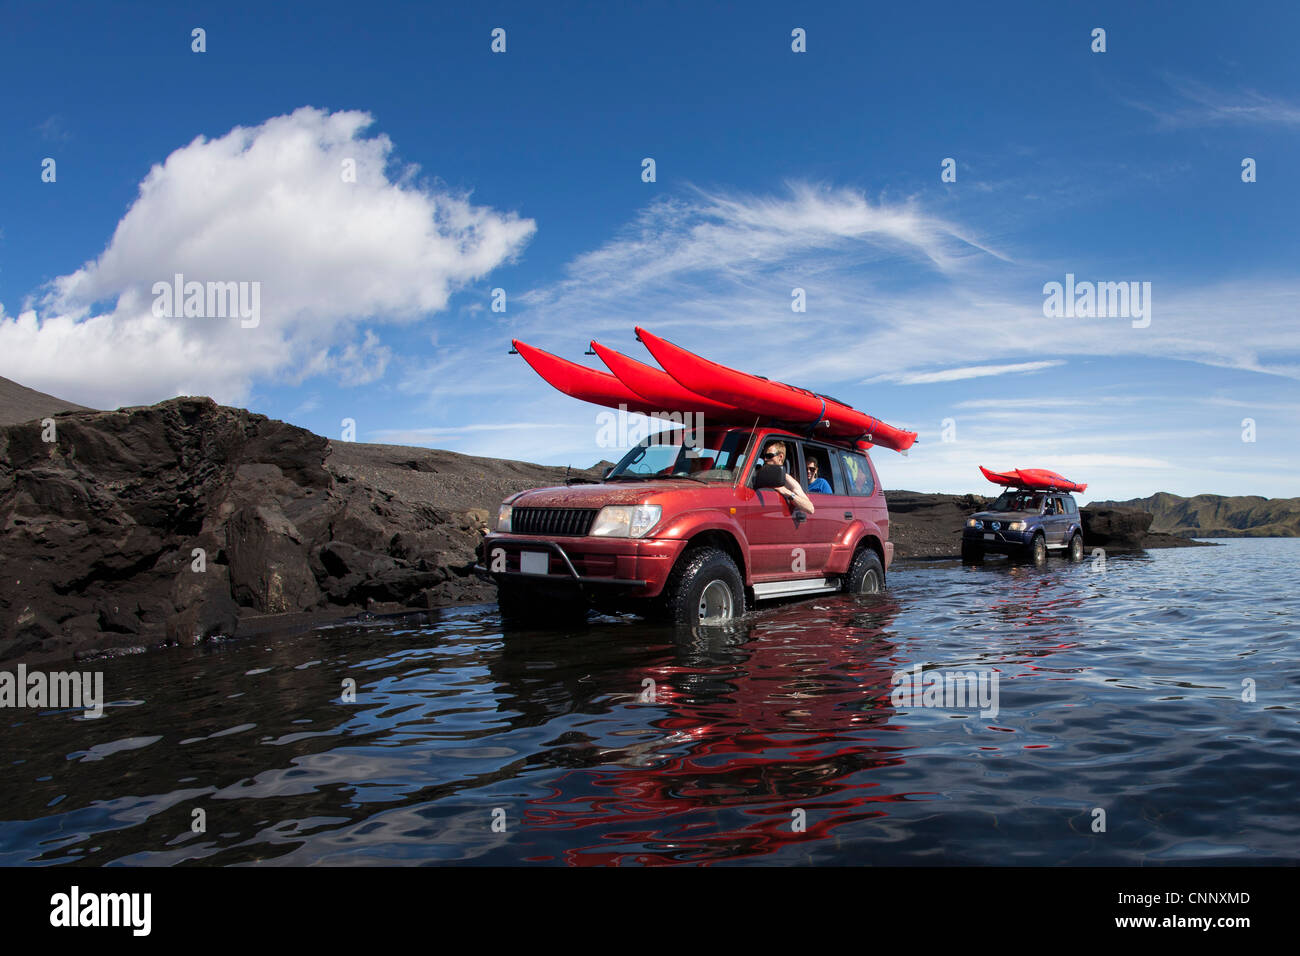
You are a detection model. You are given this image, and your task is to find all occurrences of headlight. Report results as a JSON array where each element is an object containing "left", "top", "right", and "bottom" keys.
[
  {"left": 590, "top": 504, "right": 662, "bottom": 538},
  {"left": 1007, "top": 520, "right": 1026, "bottom": 531},
  {"left": 967, "top": 518, "right": 981, "bottom": 529},
  {"left": 496, "top": 504, "right": 513, "bottom": 532}
]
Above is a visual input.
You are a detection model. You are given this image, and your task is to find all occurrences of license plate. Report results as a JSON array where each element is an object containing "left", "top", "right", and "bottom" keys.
[
  {"left": 983, "top": 533, "right": 995, "bottom": 541},
  {"left": 520, "top": 551, "right": 549, "bottom": 575}
]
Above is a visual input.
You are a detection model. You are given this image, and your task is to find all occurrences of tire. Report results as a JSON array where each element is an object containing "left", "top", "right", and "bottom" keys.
[
  {"left": 497, "top": 582, "right": 587, "bottom": 627},
  {"left": 1068, "top": 532, "right": 1084, "bottom": 562},
  {"left": 661, "top": 546, "right": 744, "bottom": 625},
  {"left": 960, "top": 541, "right": 984, "bottom": 564},
  {"left": 1028, "top": 533, "right": 1047, "bottom": 565},
  {"left": 843, "top": 548, "right": 885, "bottom": 594}
]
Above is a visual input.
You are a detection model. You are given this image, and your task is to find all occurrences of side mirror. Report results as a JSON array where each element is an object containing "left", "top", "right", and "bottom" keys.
[{"left": 754, "top": 463, "right": 787, "bottom": 489}]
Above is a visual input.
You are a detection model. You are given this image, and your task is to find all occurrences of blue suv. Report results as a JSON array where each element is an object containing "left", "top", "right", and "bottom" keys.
[{"left": 962, "top": 489, "right": 1084, "bottom": 564}]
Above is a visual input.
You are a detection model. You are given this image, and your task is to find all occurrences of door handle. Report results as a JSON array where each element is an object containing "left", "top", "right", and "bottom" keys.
[
  {"left": 793, "top": 511, "right": 806, "bottom": 523},
  {"left": 843, "top": 511, "right": 853, "bottom": 519}
]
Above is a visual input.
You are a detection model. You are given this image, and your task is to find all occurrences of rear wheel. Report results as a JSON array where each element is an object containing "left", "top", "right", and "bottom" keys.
[
  {"left": 662, "top": 547, "right": 744, "bottom": 625},
  {"left": 1068, "top": 532, "right": 1084, "bottom": 562},
  {"left": 844, "top": 548, "right": 885, "bottom": 594},
  {"left": 961, "top": 541, "right": 984, "bottom": 564},
  {"left": 1029, "top": 533, "right": 1047, "bottom": 565}
]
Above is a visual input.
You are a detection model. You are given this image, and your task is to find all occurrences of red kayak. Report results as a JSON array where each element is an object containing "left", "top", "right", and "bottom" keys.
[
  {"left": 979, "top": 466, "right": 1020, "bottom": 486},
  {"left": 512, "top": 340, "right": 677, "bottom": 417},
  {"left": 589, "top": 341, "right": 746, "bottom": 418},
  {"left": 980, "top": 465, "right": 1087, "bottom": 493},
  {"left": 634, "top": 327, "right": 917, "bottom": 453}
]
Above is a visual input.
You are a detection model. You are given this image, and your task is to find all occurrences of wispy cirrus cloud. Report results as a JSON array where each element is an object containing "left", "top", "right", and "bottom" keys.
[
  {"left": 868, "top": 360, "right": 1064, "bottom": 386},
  {"left": 1124, "top": 74, "right": 1300, "bottom": 129},
  {"left": 374, "top": 422, "right": 575, "bottom": 440},
  {"left": 37, "top": 114, "right": 72, "bottom": 142},
  {"left": 502, "top": 183, "right": 1300, "bottom": 397},
  {"left": 517, "top": 182, "right": 1009, "bottom": 328}
]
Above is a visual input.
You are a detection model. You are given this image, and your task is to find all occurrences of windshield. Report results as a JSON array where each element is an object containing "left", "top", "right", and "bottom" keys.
[
  {"left": 989, "top": 491, "right": 1044, "bottom": 513},
  {"left": 606, "top": 427, "right": 750, "bottom": 483}
]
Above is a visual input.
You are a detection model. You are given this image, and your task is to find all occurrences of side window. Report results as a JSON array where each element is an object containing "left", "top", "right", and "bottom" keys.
[
  {"left": 1065, "top": 497, "right": 1078, "bottom": 515},
  {"left": 750, "top": 437, "right": 794, "bottom": 487},
  {"left": 837, "top": 450, "right": 875, "bottom": 497},
  {"left": 801, "top": 444, "right": 834, "bottom": 493}
]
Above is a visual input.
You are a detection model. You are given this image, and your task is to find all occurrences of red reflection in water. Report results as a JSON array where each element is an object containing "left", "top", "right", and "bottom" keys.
[{"left": 521, "top": 597, "right": 938, "bottom": 864}]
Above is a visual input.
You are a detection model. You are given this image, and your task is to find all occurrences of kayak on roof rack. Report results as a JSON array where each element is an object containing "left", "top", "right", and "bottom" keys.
[{"left": 511, "top": 328, "right": 917, "bottom": 454}]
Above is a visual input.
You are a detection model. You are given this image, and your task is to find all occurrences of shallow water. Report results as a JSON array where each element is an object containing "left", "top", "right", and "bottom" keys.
[{"left": 2, "top": 539, "right": 1297, "bottom": 866}]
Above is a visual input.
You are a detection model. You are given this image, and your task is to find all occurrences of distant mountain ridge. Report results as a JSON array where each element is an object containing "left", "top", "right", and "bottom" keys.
[
  {"left": 1089, "top": 492, "right": 1300, "bottom": 538},
  {"left": 0, "top": 375, "right": 93, "bottom": 425}
]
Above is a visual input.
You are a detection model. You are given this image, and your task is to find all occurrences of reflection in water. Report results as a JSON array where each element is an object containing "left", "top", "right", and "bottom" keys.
[
  {"left": 518, "top": 597, "right": 909, "bottom": 864},
  {"left": 0, "top": 540, "right": 1297, "bottom": 866}
]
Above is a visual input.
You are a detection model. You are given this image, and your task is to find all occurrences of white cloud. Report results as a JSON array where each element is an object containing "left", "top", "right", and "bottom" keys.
[
  {"left": 516, "top": 182, "right": 1008, "bottom": 328},
  {"left": 373, "top": 422, "right": 576, "bottom": 440},
  {"left": 1041, "top": 454, "right": 1172, "bottom": 469},
  {"left": 954, "top": 395, "right": 1138, "bottom": 409},
  {"left": 869, "top": 360, "right": 1064, "bottom": 385},
  {"left": 499, "top": 183, "right": 1300, "bottom": 399},
  {"left": 0, "top": 107, "right": 535, "bottom": 408},
  {"left": 1127, "top": 75, "right": 1300, "bottom": 129}
]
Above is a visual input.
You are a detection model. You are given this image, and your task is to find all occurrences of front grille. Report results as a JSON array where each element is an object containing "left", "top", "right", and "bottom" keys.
[{"left": 512, "top": 507, "right": 598, "bottom": 536}]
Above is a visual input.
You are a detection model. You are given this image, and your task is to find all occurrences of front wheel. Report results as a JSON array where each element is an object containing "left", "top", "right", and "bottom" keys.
[
  {"left": 844, "top": 548, "right": 885, "bottom": 594},
  {"left": 1029, "top": 533, "right": 1047, "bottom": 565},
  {"left": 961, "top": 541, "right": 984, "bottom": 564},
  {"left": 1068, "top": 532, "right": 1084, "bottom": 562},
  {"left": 661, "top": 547, "right": 744, "bottom": 625}
]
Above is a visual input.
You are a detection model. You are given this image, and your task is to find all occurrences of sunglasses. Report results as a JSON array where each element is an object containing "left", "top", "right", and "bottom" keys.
[{"left": 762, "top": 452, "right": 780, "bottom": 460}]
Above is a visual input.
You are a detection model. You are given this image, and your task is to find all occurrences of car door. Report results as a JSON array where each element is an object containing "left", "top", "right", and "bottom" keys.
[
  {"left": 1063, "top": 495, "right": 1080, "bottom": 540},
  {"left": 835, "top": 445, "right": 889, "bottom": 555},
  {"left": 1045, "top": 495, "right": 1068, "bottom": 545},
  {"left": 799, "top": 441, "right": 854, "bottom": 575},
  {"left": 742, "top": 437, "right": 822, "bottom": 580}
]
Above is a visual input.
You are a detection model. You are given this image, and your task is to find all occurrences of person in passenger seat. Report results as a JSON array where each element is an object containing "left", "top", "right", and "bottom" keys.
[{"left": 806, "top": 457, "right": 832, "bottom": 494}]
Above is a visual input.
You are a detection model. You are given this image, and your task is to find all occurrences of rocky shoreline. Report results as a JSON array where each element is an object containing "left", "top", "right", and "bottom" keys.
[{"left": 1, "top": 397, "right": 1209, "bottom": 666}]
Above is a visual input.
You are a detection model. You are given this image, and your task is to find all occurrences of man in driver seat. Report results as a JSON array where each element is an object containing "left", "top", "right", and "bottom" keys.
[{"left": 760, "top": 441, "right": 815, "bottom": 515}]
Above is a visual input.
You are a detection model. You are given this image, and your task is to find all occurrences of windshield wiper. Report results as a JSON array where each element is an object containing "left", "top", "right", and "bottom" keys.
[{"left": 604, "top": 473, "right": 708, "bottom": 483}]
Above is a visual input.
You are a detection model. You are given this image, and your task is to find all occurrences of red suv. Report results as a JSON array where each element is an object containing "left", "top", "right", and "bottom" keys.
[{"left": 477, "top": 425, "right": 892, "bottom": 625}]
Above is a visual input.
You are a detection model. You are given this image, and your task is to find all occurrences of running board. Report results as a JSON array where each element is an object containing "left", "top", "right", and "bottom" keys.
[{"left": 752, "top": 578, "right": 840, "bottom": 601}]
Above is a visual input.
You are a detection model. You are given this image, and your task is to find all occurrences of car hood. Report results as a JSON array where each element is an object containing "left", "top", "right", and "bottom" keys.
[
  {"left": 508, "top": 481, "right": 713, "bottom": 508},
  {"left": 971, "top": 510, "right": 1038, "bottom": 521}
]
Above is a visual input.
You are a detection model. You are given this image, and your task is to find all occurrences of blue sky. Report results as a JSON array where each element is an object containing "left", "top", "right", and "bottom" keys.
[{"left": 1, "top": 0, "right": 1298, "bottom": 501}]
